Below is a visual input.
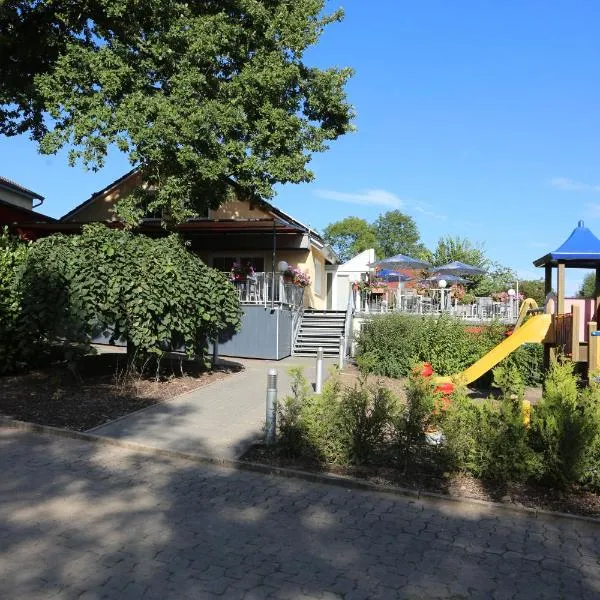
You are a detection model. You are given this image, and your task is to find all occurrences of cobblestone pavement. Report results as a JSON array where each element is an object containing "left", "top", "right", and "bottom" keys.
[{"left": 2, "top": 428, "right": 600, "bottom": 600}]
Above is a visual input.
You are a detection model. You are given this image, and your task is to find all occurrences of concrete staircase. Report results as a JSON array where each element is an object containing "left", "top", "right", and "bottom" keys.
[{"left": 293, "top": 310, "right": 346, "bottom": 357}]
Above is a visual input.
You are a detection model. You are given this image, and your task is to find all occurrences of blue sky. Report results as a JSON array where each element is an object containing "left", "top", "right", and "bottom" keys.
[{"left": 2, "top": 0, "right": 600, "bottom": 293}]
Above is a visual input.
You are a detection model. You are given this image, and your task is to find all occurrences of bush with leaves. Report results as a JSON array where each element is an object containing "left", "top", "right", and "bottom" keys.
[
  {"left": 355, "top": 313, "right": 542, "bottom": 387},
  {"left": 0, "top": 228, "right": 28, "bottom": 373},
  {"left": 394, "top": 369, "right": 437, "bottom": 472},
  {"left": 356, "top": 314, "right": 502, "bottom": 378},
  {"left": 14, "top": 224, "right": 241, "bottom": 370},
  {"left": 338, "top": 376, "right": 398, "bottom": 465},
  {"left": 530, "top": 361, "right": 600, "bottom": 489},
  {"left": 442, "top": 365, "right": 542, "bottom": 482},
  {"left": 277, "top": 367, "right": 399, "bottom": 465}
]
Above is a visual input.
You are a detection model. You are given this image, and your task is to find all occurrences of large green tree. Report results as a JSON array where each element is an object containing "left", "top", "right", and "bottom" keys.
[
  {"left": 322, "top": 217, "right": 378, "bottom": 262},
  {"left": 431, "top": 235, "right": 488, "bottom": 268},
  {"left": 0, "top": 1, "right": 354, "bottom": 223},
  {"left": 373, "top": 210, "right": 430, "bottom": 260},
  {"left": 323, "top": 210, "right": 429, "bottom": 262},
  {"left": 519, "top": 279, "right": 546, "bottom": 305},
  {"left": 578, "top": 272, "right": 596, "bottom": 298}
]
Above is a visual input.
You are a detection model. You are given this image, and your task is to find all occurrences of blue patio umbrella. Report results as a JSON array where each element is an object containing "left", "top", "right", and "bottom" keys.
[
  {"left": 375, "top": 269, "right": 413, "bottom": 282},
  {"left": 370, "top": 253, "right": 431, "bottom": 270},
  {"left": 419, "top": 272, "right": 469, "bottom": 285},
  {"left": 433, "top": 260, "right": 486, "bottom": 276}
]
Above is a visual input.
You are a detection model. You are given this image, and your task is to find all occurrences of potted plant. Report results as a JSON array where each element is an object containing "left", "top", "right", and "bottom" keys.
[
  {"left": 230, "top": 261, "right": 255, "bottom": 282},
  {"left": 282, "top": 265, "right": 311, "bottom": 287}
]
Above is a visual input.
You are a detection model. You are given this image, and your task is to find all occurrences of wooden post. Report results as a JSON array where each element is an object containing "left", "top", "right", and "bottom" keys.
[
  {"left": 595, "top": 268, "right": 600, "bottom": 321},
  {"left": 557, "top": 262, "right": 565, "bottom": 315},
  {"left": 544, "top": 264, "right": 552, "bottom": 296},
  {"left": 571, "top": 305, "right": 580, "bottom": 362},
  {"left": 543, "top": 264, "right": 554, "bottom": 372},
  {"left": 589, "top": 322, "right": 598, "bottom": 378}
]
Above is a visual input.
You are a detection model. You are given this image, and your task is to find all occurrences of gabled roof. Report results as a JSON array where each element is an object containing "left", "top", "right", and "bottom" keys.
[
  {"left": 59, "top": 169, "right": 336, "bottom": 262},
  {"left": 0, "top": 176, "right": 44, "bottom": 201},
  {"left": 533, "top": 221, "right": 600, "bottom": 268},
  {"left": 60, "top": 168, "right": 138, "bottom": 221},
  {"left": 0, "top": 198, "right": 55, "bottom": 222}
]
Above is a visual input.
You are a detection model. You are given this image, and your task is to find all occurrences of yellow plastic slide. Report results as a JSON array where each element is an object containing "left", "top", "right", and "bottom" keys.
[{"left": 437, "top": 313, "right": 552, "bottom": 386}]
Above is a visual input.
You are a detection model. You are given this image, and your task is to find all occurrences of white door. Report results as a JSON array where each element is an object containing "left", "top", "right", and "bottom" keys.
[{"left": 336, "top": 275, "right": 350, "bottom": 311}]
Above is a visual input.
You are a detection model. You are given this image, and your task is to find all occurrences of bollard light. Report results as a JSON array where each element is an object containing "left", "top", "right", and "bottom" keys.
[
  {"left": 315, "top": 346, "right": 324, "bottom": 394},
  {"left": 339, "top": 335, "right": 345, "bottom": 369},
  {"left": 265, "top": 368, "right": 277, "bottom": 445}
]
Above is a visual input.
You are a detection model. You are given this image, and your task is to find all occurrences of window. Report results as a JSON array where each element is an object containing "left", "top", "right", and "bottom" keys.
[
  {"left": 212, "top": 256, "right": 264, "bottom": 273},
  {"left": 314, "top": 259, "right": 323, "bottom": 296}
]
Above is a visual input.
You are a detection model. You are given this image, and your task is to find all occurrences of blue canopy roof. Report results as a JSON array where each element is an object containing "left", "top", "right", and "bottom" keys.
[
  {"left": 369, "top": 253, "right": 431, "bottom": 270},
  {"left": 533, "top": 221, "right": 600, "bottom": 268},
  {"left": 433, "top": 260, "right": 486, "bottom": 276},
  {"left": 375, "top": 269, "right": 412, "bottom": 282}
]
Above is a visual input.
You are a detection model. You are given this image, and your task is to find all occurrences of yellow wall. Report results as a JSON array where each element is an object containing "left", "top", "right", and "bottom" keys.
[
  {"left": 210, "top": 199, "right": 270, "bottom": 220},
  {"left": 276, "top": 246, "right": 327, "bottom": 309},
  {"left": 199, "top": 245, "right": 328, "bottom": 309},
  {"left": 66, "top": 172, "right": 142, "bottom": 222}
]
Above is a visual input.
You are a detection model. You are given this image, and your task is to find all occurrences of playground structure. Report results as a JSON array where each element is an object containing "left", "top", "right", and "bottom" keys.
[{"left": 434, "top": 221, "right": 600, "bottom": 389}]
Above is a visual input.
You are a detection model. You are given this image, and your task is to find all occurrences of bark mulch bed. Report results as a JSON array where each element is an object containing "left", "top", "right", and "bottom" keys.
[
  {"left": 242, "top": 445, "right": 600, "bottom": 519},
  {"left": 0, "top": 352, "right": 243, "bottom": 432},
  {"left": 243, "top": 363, "right": 596, "bottom": 519}
]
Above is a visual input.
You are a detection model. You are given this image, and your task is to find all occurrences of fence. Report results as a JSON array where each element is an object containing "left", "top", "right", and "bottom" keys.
[
  {"left": 356, "top": 289, "right": 519, "bottom": 324},
  {"left": 232, "top": 272, "right": 305, "bottom": 309}
]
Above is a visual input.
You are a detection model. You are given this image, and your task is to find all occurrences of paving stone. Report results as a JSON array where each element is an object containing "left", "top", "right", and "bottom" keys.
[{"left": 2, "top": 428, "right": 600, "bottom": 600}]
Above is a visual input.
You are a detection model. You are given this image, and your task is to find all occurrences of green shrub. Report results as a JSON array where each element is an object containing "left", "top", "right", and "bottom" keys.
[
  {"left": 355, "top": 313, "right": 543, "bottom": 388},
  {"left": 278, "top": 368, "right": 400, "bottom": 465},
  {"left": 0, "top": 228, "right": 28, "bottom": 374},
  {"left": 443, "top": 373, "right": 541, "bottom": 483},
  {"left": 441, "top": 389, "right": 483, "bottom": 474},
  {"left": 13, "top": 224, "right": 241, "bottom": 370},
  {"left": 277, "top": 366, "right": 311, "bottom": 457},
  {"left": 356, "top": 313, "right": 491, "bottom": 378},
  {"left": 338, "top": 380, "right": 398, "bottom": 465},
  {"left": 394, "top": 370, "right": 437, "bottom": 472},
  {"left": 503, "top": 343, "right": 544, "bottom": 387},
  {"left": 477, "top": 397, "right": 542, "bottom": 482},
  {"left": 530, "top": 361, "right": 600, "bottom": 488},
  {"left": 492, "top": 363, "right": 525, "bottom": 400},
  {"left": 278, "top": 367, "right": 347, "bottom": 463}
]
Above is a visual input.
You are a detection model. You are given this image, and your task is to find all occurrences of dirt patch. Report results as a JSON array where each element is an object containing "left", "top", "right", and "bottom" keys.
[
  {"left": 0, "top": 352, "right": 242, "bottom": 432},
  {"left": 338, "top": 363, "right": 543, "bottom": 405},
  {"left": 242, "top": 445, "right": 600, "bottom": 519}
]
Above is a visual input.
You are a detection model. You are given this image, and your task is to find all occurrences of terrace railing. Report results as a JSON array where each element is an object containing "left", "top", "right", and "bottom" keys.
[
  {"left": 232, "top": 272, "right": 305, "bottom": 309},
  {"left": 357, "top": 289, "right": 519, "bottom": 324}
]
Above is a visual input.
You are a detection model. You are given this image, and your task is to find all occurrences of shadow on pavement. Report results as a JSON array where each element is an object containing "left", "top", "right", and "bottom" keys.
[{"left": 1, "top": 428, "right": 599, "bottom": 599}]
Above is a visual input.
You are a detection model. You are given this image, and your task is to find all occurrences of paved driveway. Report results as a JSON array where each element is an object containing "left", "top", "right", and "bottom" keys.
[
  {"left": 2, "top": 428, "right": 599, "bottom": 599},
  {"left": 92, "top": 357, "right": 335, "bottom": 460}
]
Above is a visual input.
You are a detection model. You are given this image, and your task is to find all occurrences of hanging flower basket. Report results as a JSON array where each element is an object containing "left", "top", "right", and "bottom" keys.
[{"left": 282, "top": 266, "right": 311, "bottom": 287}]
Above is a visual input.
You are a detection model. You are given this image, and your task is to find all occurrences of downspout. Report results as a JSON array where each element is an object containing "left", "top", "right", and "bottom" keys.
[{"left": 271, "top": 218, "right": 276, "bottom": 310}]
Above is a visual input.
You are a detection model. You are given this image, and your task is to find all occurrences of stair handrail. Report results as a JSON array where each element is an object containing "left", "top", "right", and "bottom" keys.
[
  {"left": 291, "top": 303, "right": 305, "bottom": 352},
  {"left": 343, "top": 287, "right": 355, "bottom": 358}
]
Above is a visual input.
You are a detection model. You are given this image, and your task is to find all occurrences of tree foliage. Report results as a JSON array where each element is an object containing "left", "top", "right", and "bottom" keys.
[
  {"left": 322, "top": 217, "right": 378, "bottom": 262},
  {"left": 0, "top": 1, "right": 354, "bottom": 223},
  {"left": 519, "top": 279, "right": 546, "bottom": 305},
  {"left": 323, "top": 211, "right": 428, "bottom": 262},
  {"left": 431, "top": 235, "right": 488, "bottom": 268},
  {"left": 578, "top": 272, "right": 596, "bottom": 298},
  {"left": 3, "top": 225, "right": 241, "bottom": 372},
  {"left": 373, "top": 210, "right": 429, "bottom": 260}
]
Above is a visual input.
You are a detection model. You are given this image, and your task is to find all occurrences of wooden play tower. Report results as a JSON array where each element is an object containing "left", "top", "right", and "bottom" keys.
[{"left": 534, "top": 220, "right": 600, "bottom": 375}]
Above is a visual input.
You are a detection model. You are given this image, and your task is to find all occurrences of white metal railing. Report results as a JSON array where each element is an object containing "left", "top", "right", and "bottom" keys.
[
  {"left": 357, "top": 290, "right": 519, "bottom": 324},
  {"left": 232, "top": 272, "right": 305, "bottom": 309},
  {"left": 343, "top": 285, "right": 355, "bottom": 358}
]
